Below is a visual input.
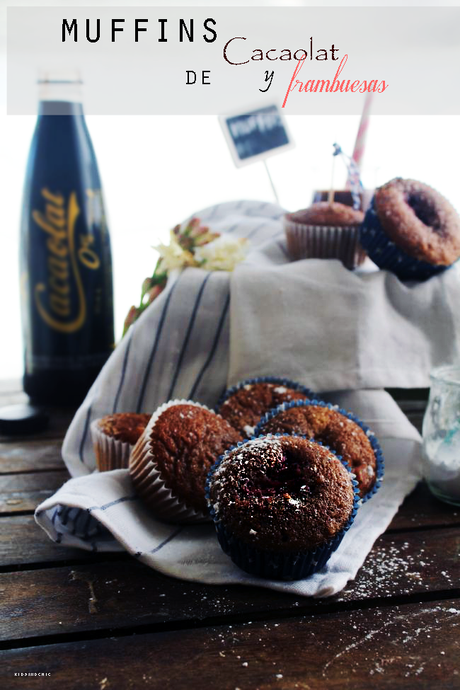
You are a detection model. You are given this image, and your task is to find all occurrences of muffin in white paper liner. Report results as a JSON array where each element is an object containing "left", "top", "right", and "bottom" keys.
[
  {"left": 91, "top": 417, "right": 147, "bottom": 472},
  {"left": 129, "top": 399, "right": 240, "bottom": 525}
]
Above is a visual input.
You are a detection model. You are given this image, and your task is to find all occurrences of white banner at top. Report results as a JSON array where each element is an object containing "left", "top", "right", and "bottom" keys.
[{"left": 7, "top": 6, "right": 460, "bottom": 115}]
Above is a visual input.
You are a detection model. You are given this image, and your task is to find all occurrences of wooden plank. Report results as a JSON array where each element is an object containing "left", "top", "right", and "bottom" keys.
[
  {"left": 0, "top": 526, "right": 459, "bottom": 642},
  {"left": 339, "top": 526, "right": 460, "bottom": 602},
  {"left": 0, "top": 470, "right": 69, "bottom": 514},
  {"left": 0, "top": 410, "right": 75, "bottom": 443},
  {"left": 0, "top": 599, "right": 459, "bottom": 689},
  {"left": 0, "top": 439, "right": 65, "bottom": 474},
  {"left": 389, "top": 389, "right": 429, "bottom": 407},
  {"left": 389, "top": 481, "right": 460, "bottom": 531},
  {"left": 392, "top": 395, "right": 427, "bottom": 434},
  {"left": 0, "top": 516, "right": 102, "bottom": 568},
  {"left": 0, "top": 480, "right": 459, "bottom": 567},
  {"left": 0, "top": 561, "right": 296, "bottom": 642},
  {"left": 404, "top": 410, "right": 424, "bottom": 435},
  {"left": 0, "top": 470, "right": 68, "bottom": 493},
  {"left": 0, "top": 473, "right": 458, "bottom": 566}
]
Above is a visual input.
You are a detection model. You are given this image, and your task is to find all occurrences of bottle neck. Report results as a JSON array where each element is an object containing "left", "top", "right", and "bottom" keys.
[{"left": 38, "top": 100, "right": 84, "bottom": 116}]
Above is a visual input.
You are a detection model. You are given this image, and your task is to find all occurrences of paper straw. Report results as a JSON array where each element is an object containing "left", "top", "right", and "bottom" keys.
[
  {"left": 351, "top": 93, "right": 373, "bottom": 170},
  {"left": 328, "top": 152, "right": 336, "bottom": 205}
]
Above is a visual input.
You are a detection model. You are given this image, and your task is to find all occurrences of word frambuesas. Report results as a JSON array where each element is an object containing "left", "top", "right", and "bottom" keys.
[{"left": 282, "top": 54, "right": 388, "bottom": 107}]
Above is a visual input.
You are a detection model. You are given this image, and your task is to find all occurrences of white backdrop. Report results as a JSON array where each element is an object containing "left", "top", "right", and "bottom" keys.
[{"left": 1, "top": 0, "right": 460, "bottom": 382}]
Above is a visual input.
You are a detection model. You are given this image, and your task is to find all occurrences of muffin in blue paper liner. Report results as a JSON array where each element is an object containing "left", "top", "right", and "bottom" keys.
[
  {"left": 255, "top": 399, "right": 384, "bottom": 504},
  {"left": 359, "top": 179, "right": 460, "bottom": 281},
  {"left": 206, "top": 435, "right": 360, "bottom": 581},
  {"left": 216, "top": 376, "right": 316, "bottom": 438}
]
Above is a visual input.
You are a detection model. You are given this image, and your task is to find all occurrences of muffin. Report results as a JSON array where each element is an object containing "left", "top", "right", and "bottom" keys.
[
  {"left": 256, "top": 400, "right": 384, "bottom": 501},
  {"left": 91, "top": 413, "right": 151, "bottom": 472},
  {"left": 129, "top": 400, "right": 242, "bottom": 524},
  {"left": 283, "top": 201, "right": 366, "bottom": 269},
  {"left": 206, "top": 435, "right": 359, "bottom": 580},
  {"left": 359, "top": 178, "right": 460, "bottom": 280},
  {"left": 217, "top": 377, "right": 314, "bottom": 437}
]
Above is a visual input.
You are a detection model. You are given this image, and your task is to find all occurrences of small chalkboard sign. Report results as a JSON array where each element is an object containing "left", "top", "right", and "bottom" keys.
[{"left": 219, "top": 104, "right": 294, "bottom": 168}]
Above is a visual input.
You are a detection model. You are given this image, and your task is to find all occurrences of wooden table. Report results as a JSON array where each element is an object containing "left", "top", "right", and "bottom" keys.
[{"left": 0, "top": 382, "right": 459, "bottom": 689}]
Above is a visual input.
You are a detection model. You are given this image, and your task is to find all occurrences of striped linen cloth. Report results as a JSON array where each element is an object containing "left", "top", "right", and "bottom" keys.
[{"left": 35, "top": 198, "right": 455, "bottom": 596}]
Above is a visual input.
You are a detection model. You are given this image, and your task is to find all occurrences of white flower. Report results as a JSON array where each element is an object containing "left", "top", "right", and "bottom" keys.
[
  {"left": 155, "top": 232, "right": 195, "bottom": 272},
  {"left": 194, "top": 235, "right": 247, "bottom": 272}
]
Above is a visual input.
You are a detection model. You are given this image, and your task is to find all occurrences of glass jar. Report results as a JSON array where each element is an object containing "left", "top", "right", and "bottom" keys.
[{"left": 422, "top": 365, "right": 460, "bottom": 506}]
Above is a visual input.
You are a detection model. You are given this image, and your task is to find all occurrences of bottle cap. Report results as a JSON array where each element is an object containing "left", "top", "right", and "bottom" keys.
[
  {"left": 37, "top": 68, "right": 83, "bottom": 107},
  {"left": 37, "top": 68, "right": 83, "bottom": 85},
  {"left": 0, "top": 404, "right": 50, "bottom": 435}
]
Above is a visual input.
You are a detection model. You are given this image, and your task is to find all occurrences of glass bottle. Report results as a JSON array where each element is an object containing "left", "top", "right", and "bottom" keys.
[{"left": 20, "top": 73, "right": 114, "bottom": 405}]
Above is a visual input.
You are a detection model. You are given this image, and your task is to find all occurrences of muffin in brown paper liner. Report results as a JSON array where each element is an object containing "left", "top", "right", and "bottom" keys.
[{"left": 284, "top": 201, "right": 366, "bottom": 270}]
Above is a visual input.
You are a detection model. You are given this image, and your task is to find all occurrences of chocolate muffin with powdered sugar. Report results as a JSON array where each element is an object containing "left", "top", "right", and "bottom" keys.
[
  {"left": 217, "top": 377, "right": 314, "bottom": 437},
  {"left": 206, "top": 435, "right": 359, "bottom": 579}
]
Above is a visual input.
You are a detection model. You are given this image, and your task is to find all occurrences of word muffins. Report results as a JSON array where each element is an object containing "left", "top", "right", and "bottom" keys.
[
  {"left": 206, "top": 435, "right": 359, "bottom": 580},
  {"left": 360, "top": 178, "right": 460, "bottom": 280}
]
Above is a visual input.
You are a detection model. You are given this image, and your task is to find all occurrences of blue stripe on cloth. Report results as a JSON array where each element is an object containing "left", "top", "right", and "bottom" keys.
[
  {"left": 60, "top": 506, "right": 71, "bottom": 526},
  {"left": 136, "top": 275, "right": 182, "bottom": 412},
  {"left": 197, "top": 204, "right": 220, "bottom": 222},
  {"left": 167, "top": 273, "right": 212, "bottom": 400},
  {"left": 113, "top": 326, "right": 134, "bottom": 413},
  {"left": 87, "top": 494, "right": 138, "bottom": 513},
  {"left": 246, "top": 202, "right": 269, "bottom": 217},
  {"left": 208, "top": 204, "right": 220, "bottom": 219},
  {"left": 77, "top": 511, "right": 93, "bottom": 538},
  {"left": 246, "top": 222, "right": 267, "bottom": 241},
  {"left": 149, "top": 526, "right": 184, "bottom": 555},
  {"left": 79, "top": 405, "right": 93, "bottom": 468},
  {"left": 277, "top": 241, "right": 289, "bottom": 260},
  {"left": 252, "top": 228, "right": 285, "bottom": 246},
  {"left": 189, "top": 293, "right": 230, "bottom": 400},
  {"left": 51, "top": 508, "right": 62, "bottom": 544}
]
